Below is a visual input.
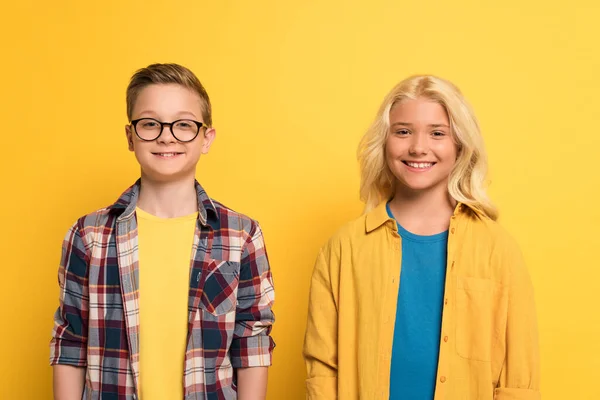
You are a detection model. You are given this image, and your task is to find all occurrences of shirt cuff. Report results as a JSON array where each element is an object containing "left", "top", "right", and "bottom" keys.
[
  {"left": 49, "top": 338, "right": 87, "bottom": 367},
  {"left": 306, "top": 376, "right": 337, "bottom": 400},
  {"left": 230, "top": 335, "right": 274, "bottom": 368}
]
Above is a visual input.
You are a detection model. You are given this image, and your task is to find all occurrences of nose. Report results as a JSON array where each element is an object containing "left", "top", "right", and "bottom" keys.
[
  {"left": 156, "top": 123, "right": 177, "bottom": 144},
  {"left": 408, "top": 132, "right": 428, "bottom": 155}
]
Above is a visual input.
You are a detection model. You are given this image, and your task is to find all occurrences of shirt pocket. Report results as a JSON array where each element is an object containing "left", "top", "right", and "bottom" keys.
[
  {"left": 455, "top": 276, "right": 500, "bottom": 362},
  {"left": 199, "top": 260, "right": 240, "bottom": 316}
]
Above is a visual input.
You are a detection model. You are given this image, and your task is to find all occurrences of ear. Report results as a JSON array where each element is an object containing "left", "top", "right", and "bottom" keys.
[
  {"left": 125, "top": 125, "right": 134, "bottom": 152},
  {"left": 200, "top": 128, "right": 216, "bottom": 154}
]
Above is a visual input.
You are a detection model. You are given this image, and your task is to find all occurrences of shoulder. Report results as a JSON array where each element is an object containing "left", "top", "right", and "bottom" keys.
[
  {"left": 66, "top": 206, "right": 115, "bottom": 239},
  {"left": 209, "top": 198, "right": 261, "bottom": 238},
  {"left": 67, "top": 202, "right": 123, "bottom": 247},
  {"left": 464, "top": 212, "right": 522, "bottom": 254},
  {"left": 78, "top": 206, "right": 115, "bottom": 228},
  {"left": 462, "top": 211, "right": 529, "bottom": 283},
  {"left": 320, "top": 213, "right": 371, "bottom": 256},
  {"left": 60, "top": 206, "right": 116, "bottom": 259}
]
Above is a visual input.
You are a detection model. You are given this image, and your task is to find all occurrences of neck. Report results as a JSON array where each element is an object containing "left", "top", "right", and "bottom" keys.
[
  {"left": 388, "top": 184, "right": 456, "bottom": 235},
  {"left": 137, "top": 173, "right": 198, "bottom": 218}
]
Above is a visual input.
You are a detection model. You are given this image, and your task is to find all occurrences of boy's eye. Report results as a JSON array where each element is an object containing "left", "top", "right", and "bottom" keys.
[
  {"left": 141, "top": 120, "right": 159, "bottom": 128},
  {"left": 175, "top": 120, "right": 196, "bottom": 130}
]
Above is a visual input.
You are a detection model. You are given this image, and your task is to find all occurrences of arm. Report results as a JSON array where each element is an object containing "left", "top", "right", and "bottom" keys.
[
  {"left": 495, "top": 240, "right": 541, "bottom": 400},
  {"left": 237, "top": 366, "right": 268, "bottom": 400},
  {"left": 303, "top": 248, "right": 339, "bottom": 400},
  {"left": 230, "top": 222, "right": 275, "bottom": 395},
  {"left": 50, "top": 223, "right": 89, "bottom": 398},
  {"left": 53, "top": 365, "right": 85, "bottom": 400}
]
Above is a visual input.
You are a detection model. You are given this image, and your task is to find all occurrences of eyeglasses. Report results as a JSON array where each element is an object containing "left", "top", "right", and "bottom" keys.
[{"left": 130, "top": 118, "right": 209, "bottom": 143}]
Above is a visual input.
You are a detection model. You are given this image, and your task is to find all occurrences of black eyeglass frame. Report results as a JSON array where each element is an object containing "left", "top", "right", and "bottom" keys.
[{"left": 130, "top": 118, "right": 209, "bottom": 143}]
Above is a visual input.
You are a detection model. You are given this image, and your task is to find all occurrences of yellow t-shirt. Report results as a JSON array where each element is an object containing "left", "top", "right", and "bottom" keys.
[{"left": 136, "top": 207, "right": 198, "bottom": 400}]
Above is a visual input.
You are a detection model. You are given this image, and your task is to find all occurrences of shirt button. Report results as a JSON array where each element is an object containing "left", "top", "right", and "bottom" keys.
[
  {"left": 440, "top": 376, "right": 447, "bottom": 383},
  {"left": 444, "top": 298, "right": 448, "bottom": 305},
  {"left": 451, "top": 228, "right": 455, "bottom": 234},
  {"left": 444, "top": 336, "right": 449, "bottom": 342}
]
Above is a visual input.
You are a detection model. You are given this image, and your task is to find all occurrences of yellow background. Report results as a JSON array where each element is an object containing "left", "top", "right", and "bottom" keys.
[{"left": 1, "top": 1, "right": 598, "bottom": 398}]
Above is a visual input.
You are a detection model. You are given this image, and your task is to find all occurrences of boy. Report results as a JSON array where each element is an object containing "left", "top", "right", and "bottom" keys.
[{"left": 50, "top": 63, "right": 275, "bottom": 400}]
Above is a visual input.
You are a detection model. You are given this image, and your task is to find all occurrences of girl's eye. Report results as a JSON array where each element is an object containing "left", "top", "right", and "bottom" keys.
[
  {"left": 395, "top": 129, "right": 410, "bottom": 135},
  {"left": 432, "top": 131, "right": 445, "bottom": 137}
]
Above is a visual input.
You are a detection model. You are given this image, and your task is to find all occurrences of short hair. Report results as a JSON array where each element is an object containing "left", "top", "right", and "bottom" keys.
[{"left": 126, "top": 63, "right": 212, "bottom": 126}]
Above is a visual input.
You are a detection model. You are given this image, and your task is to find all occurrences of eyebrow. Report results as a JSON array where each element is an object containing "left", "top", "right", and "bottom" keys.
[
  {"left": 391, "top": 122, "right": 450, "bottom": 128},
  {"left": 136, "top": 110, "right": 199, "bottom": 120}
]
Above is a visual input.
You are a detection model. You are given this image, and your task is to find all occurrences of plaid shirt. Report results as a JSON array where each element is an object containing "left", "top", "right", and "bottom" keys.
[{"left": 50, "top": 180, "right": 275, "bottom": 399}]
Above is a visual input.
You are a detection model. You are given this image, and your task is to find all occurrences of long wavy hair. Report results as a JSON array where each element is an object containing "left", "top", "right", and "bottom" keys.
[{"left": 358, "top": 75, "right": 498, "bottom": 220}]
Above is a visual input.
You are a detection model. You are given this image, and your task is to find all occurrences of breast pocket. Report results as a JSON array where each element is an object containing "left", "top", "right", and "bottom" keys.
[
  {"left": 200, "top": 260, "right": 240, "bottom": 316},
  {"left": 455, "top": 276, "right": 502, "bottom": 362}
]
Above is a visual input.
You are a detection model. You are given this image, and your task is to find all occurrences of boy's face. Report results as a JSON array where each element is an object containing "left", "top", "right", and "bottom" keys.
[{"left": 125, "top": 83, "right": 215, "bottom": 183}]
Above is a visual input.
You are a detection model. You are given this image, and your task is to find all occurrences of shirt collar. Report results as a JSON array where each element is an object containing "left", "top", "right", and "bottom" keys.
[
  {"left": 108, "top": 179, "right": 218, "bottom": 226},
  {"left": 365, "top": 200, "right": 485, "bottom": 233}
]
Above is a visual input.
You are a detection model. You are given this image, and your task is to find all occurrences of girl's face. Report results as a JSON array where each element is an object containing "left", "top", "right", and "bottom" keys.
[{"left": 385, "top": 97, "right": 458, "bottom": 196}]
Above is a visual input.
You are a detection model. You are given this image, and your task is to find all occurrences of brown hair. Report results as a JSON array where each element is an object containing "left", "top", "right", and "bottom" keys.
[{"left": 126, "top": 63, "right": 212, "bottom": 126}]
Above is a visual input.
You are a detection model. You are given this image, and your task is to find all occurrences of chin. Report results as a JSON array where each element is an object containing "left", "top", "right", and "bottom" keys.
[
  {"left": 397, "top": 178, "right": 445, "bottom": 193},
  {"left": 142, "top": 168, "right": 190, "bottom": 183},
  {"left": 403, "top": 185, "right": 435, "bottom": 193}
]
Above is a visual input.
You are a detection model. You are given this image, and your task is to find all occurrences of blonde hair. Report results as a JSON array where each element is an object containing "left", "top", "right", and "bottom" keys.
[
  {"left": 126, "top": 63, "right": 212, "bottom": 126},
  {"left": 358, "top": 75, "right": 498, "bottom": 220}
]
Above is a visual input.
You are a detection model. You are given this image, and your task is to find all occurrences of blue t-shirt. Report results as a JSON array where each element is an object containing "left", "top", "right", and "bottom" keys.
[{"left": 387, "top": 203, "right": 448, "bottom": 400}]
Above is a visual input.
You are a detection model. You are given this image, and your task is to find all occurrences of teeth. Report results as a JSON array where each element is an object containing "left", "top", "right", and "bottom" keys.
[
  {"left": 157, "top": 153, "right": 178, "bottom": 157},
  {"left": 407, "top": 162, "right": 433, "bottom": 169}
]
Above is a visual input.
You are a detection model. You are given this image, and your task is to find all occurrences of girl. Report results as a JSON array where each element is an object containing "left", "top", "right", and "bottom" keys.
[{"left": 303, "top": 75, "right": 540, "bottom": 400}]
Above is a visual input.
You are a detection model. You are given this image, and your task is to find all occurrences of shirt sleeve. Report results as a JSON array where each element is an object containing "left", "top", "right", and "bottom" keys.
[
  {"left": 495, "top": 238, "right": 541, "bottom": 400},
  {"left": 303, "top": 246, "right": 339, "bottom": 400},
  {"left": 230, "top": 221, "right": 275, "bottom": 368},
  {"left": 49, "top": 222, "right": 89, "bottom": 367}
]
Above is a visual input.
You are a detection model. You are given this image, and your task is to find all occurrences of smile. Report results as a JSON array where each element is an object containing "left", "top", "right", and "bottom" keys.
[
  {"left": 403, "top": 161, "right": 435, "bottom": 169},
  {"left": 152, "top": 152, "right": 183, "bottom": 158}
]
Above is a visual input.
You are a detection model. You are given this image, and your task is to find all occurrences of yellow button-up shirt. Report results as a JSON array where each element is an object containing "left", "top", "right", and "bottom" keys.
[{"left": 303, "top": 202, "right": 540, "bottom": 399}]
